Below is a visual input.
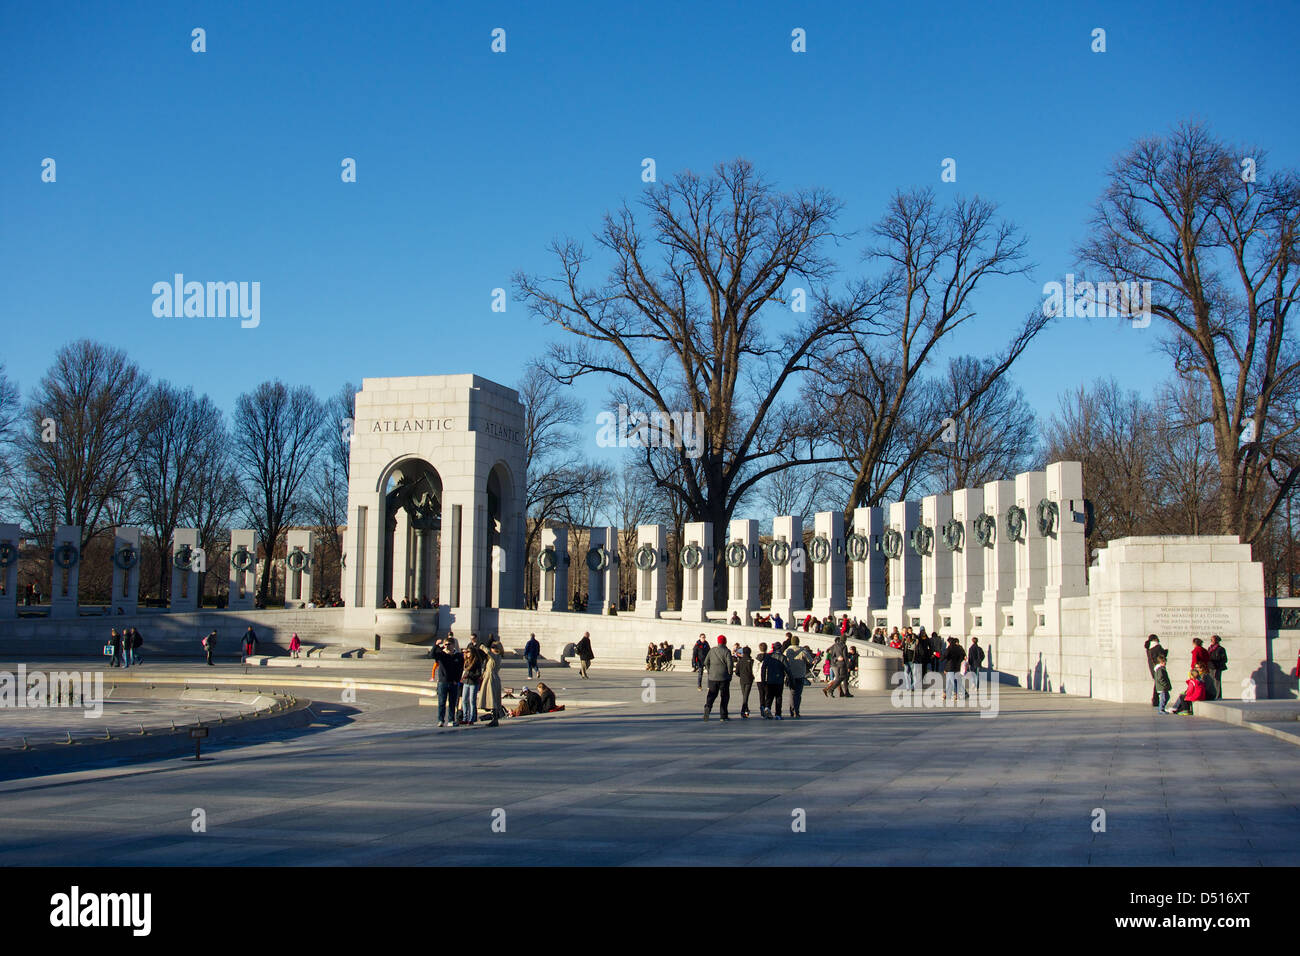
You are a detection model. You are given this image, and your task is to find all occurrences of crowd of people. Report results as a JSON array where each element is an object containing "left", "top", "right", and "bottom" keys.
[
  {"left": 689, "top": 631, "right": 843, "bottom": 720},
  {"left": 1146, "top": 633, "right": 1229, "bottom": 715},
  {"left": 427, "top": 631, "right": 564, "bottom": 728},
  {"left": 103, "top": 626, "right": 143, "bottom": 667}
]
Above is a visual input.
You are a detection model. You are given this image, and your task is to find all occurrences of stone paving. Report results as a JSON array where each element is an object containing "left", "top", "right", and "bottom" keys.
[{"left": 0, "top": 658, "right": 1297, "bottom": 866}]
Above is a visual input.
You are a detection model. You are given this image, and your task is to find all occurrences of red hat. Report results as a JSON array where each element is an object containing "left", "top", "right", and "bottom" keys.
[{"left": 717, "top": 635, "right": 727, "bottom": 644}]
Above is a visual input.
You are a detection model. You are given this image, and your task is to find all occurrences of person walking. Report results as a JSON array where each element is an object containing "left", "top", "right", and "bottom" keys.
[
  {"left": 783, "top": 634, "right": 813, "bottom": 718},
  {"left": 119, "top": 628, "right": 131, "bottom": 670},
  {"left": 943, "top": 637, "right": 966, "bottom": 702},
  {"left": 692, "top": 635, "right": 709, "bottom": 690},
  {"left": 430, "top": 636, "right": 462, "bottom": 727},
  {"left": 824, "top": 638, "right": 852, "bottom": 698},
  {"left": 478, "top": 636, "right": 504, "bottom": 727},
  {"left": 761, "top": 640, "right": 788, "bottom": 718},
  {"left": 575, "top": 631, "right": 594, "bottom": 679},
  {"left": 242, "top": 626, "right": 257, "bottom": 663},
  {"left": 735, "top": 646, "right": 754, "bottom": 718},
  {"left": 524, "top": 633, "right": 541, "bottom": 678},
  {"left": 460, "top": 635, "right": 484, "bottom": 725},
  {"left": 1207, "top": 635, "right": 1228, "bottom": 700},
  {"left": 108, "top": 629, "right": 122, "bottom": 668},
  {"left": 703, "top": 635, "right": 734, "bottom": 721},
  {"left": 965, "top": 637, "right": 985, "bottom": 698},
  {"left": 203, "top": 630, "right": 217, "bottom": 666},
  {"left": 130, "top": 627, "right": 143, "bottom": 666}
]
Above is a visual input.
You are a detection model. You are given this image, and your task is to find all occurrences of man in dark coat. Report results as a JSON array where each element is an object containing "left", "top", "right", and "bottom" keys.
[
  {"left": 1207, "top": 635, "right": 1228, "bottom": 700},
  {"left": 575, "top": 631, "right": 594, "bottom": 679},
  {"left": 761, "top": 643, "right": 788, "bottom": 718},
  {"left": 524, "top": 633, "right": 541, "bottom": 678},
  {"left": 691, "top": 635, "right": 709, "bottom": 690},
  {"left": 965, "top": 637, "right": 985, "bottom": 698},
  {"left": 735, "top": 647, "right": 755, "bottom": 718},
  {"left": 943, "top": 637, "right": 966, "bottom": 701}
]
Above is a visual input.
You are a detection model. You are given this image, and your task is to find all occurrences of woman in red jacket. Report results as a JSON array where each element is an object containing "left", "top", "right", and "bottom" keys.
[
  {"left": 1191, "top": 637, "right": 1211, "bottom": 672},
  {"left": 1169, "top": 665, "right": 1208, "bottom": 715}
]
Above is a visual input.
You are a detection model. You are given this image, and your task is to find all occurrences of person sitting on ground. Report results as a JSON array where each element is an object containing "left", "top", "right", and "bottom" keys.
[
  {"left": 536, "top": 682, "right": 559, "bottom": 712},
  {"left": 1167, "top": 664, "right": 1207, "bottom": 715},
  {"left": 646, "top": 642, "right": 659, "bottom": 670},
  {"left": 511, "top": 685, "right": 544, "bottom": 717}
]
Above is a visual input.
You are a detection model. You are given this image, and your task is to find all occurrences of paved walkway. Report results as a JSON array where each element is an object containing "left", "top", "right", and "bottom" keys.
[{"left": 0, "top": 659, "right": 1297, "bottom": 865}]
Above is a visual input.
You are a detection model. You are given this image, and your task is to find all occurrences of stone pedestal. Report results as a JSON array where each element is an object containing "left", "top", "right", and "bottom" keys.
[
  {"left": 725, "top": 519, "right": 761, "bottom": 624},
  {"left": 948, "top": 488, "right": 984, "bottom": 636},
  {"left": 810, "top": 511, "right": 845, "bottom": 619},
  {"left": 680, "top": 521, "right": 714, "bottom": 623},
  {"left": 1088, "top": 536, "right": 1265, "bottom": 703},
  {"left": 1008, "top": 470, "right": 1048, "bottom": 670},
  {"left": 887, "top": 501, "right": 921, "bottom": 631},
  {"left": 110, "top": 527, "right": 142, "bottom": 615},
  {"left": 284, "top": 530, "right": 316, "bottom": 607},
  {"left": 170, "top": 528, "right": 202, "bottom": 612},
  {"left": 769, "top": 516, "right": 804, "bottom": 625},
  {"left": 634, "top": 524, "right": 667, "bottom": 618},
  {"left": 229, "top": 530, "right": 257, "bottom": 611},
  {"left": 850, "top": 507, "right": 886, "bottom": 624},
  {"left": 918, "top": 494, "right": 954, "bottom": 633},
  {"left": 537, "top": 525, "right": 569, "bottom": 612},
  {"left": 976, "top": 479, "right": 1016, "bottom": 646},
  {"left": 0, "top": 524, "right": 20, "bottom": 619},
  {"left": 586, "top": 526, "right": 617, "bottom": 615},
  {"left": 49, "top": 525, "right": 82, "bottom": 620}
]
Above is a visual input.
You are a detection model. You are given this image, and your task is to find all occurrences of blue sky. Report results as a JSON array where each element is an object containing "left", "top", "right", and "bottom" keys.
[{"left": 2, "top": 0, "right": 1298, "bottom": 470}]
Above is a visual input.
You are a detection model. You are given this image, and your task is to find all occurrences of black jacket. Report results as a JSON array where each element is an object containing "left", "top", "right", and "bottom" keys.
[
  {"left": 967, "top": 644, "right": 985, "bottom": 671},
  {"left": 432, "top": 648, "right": 462, "bottom": 682},
  {"left": 944, "top": 643, "right": 966, "bottom": 672},
  {"left": 735, "top": 656, "right": 754, "bottom": 684},
  {"left": 576, "top": 636, "right": 594, "bottom": 661}
]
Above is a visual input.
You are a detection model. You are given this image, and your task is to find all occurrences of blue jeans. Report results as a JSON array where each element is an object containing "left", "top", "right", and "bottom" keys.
[
  {"left": 1157, "top": 690, "right": 1169, "bottom": 711},
  {"left": 461, "top": 682, "right": 479, "bottom": 724},
  {"left": 907, "top": 662, "right": 921, "bottom": 690},
  {"left": 437, "top": 682, "right": 456, "bottom": 723},
  {"left": 526, "top": 657, "right": 538, "bottom": 678},
  {"left": 945, "top": 672, "right": 961, "bottom": 698}
]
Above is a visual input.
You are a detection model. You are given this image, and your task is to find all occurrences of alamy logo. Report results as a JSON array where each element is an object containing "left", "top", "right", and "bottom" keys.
[
  {"left": 1041, "top": 274, "right": 1152, "bottom": 327},
  {"left": 594, "top": 403, "right": 704, "bottom": 459},
  {"left": 50, "top": 886, "right": 151, "bottom": 936},
  {"left": 152, "top": 274, "right": 260, "bottom": 328},
  {"left": 0, "top": 665, "right": 104, "bottom": 718}
]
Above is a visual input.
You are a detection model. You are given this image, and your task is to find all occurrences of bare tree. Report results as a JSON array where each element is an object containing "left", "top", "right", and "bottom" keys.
[
  {"left": 811, "top": 189, "right": 1048, "bottom": 517},
  {"left": 925, "top": 357, "right": 1038, "bottom": 491},
  {"left": 1150, "top": 377, "right": 1219, "bottom": 535},
  {"left": 134, "top": 383, "right": 226, "bottom": 600},
  {"left": 231, "top": 382, "right": 327, "bottom": 604},
  {"left": 12, "top": 340, "right": 148, "bottom": 552},
  {"left": 0, "top": 364, "right": 20, "bottom": 508},
  {"left": 1079, "top": 121, "right": 1300, "bottom": 544},
  {"left": 306, "top": 382, "right": 357, "bottom": 598},
  {"left": 516, "top": 159, "right": 853, "bottom": 602},
  {"left": 1040, "top": 378, "right": 1156, "bottom": 558}
]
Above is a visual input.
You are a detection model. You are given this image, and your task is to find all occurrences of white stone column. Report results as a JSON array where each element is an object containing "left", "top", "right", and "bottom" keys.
[
  {"left": 170, "top": 528, "right": 202, "bottom": 612},
  {"left": 393, "top": 508, "right": 412, "bottom": 604},
  {"left": 586, "top": 526, "right": 617, "bottom": 615},
  {"left": 977, "top": 479, "right": 1017, "bottom": 655},
  {"left": 110, "top": 527, "right": 142, "bottom": 615},
  {"left": 229, "top": 530, "right": 257, "bottom": 611},
  {"left": 0, "top": 524, "right": 20, "bottom": 619},
  {"left": 725, "top": 519, "right": 761, "bottom": 624},
  {"left": 918, "top": 494, "right": 954, "bottom": 633},
  {"left": 886, "top": 502, "right": 921, "bottom": 630},
  {"left": 634, "top": 524, "right": 667, "bottom": 618},
  {"left": 1045, "top": 461, "right": 1088, "bottom": 600},
  {"left": 948, "top": 488, "right": 984, "bottom": 635},
  {"left": 810, "top": 511, "right": 846, "bottom": 619},
  {"left": 850, "top": 507, "right": 886, "bottom": 623},
  {"left": 538, "top": 525, "right": 569, "bottom": 612},
  {"left": 49, "top": 525, "right": 82, "bottom": 620},
  {"left": 1008, "top": 470, "right": 1049, "bottom": 677},
  {"left": 680, "top": 521, "right": 714, "bottom": 623},
  {"left": 285, "top": 529, "right": 316, "bottom": 607},
  {"left": 769, "top": 516, "right": 804, "bottom": 625}
]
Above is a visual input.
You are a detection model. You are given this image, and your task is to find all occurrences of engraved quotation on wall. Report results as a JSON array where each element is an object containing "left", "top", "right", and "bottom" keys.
[{"left": 1149, "top": 606, "right": 1233, "bottom": 643}]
